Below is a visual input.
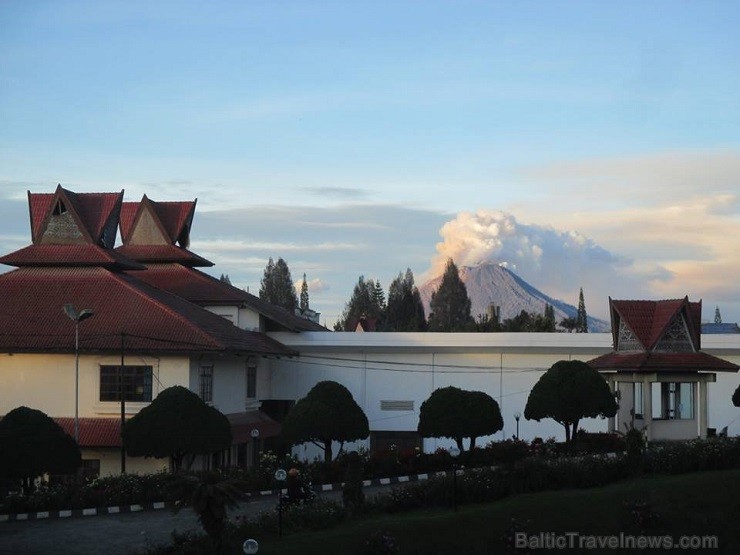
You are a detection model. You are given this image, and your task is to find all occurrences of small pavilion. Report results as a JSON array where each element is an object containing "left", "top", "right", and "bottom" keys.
[{"left": 588, "top": 297, "right": 739, "bottom": 441}]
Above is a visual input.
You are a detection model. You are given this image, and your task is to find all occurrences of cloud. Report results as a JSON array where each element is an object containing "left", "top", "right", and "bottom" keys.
[
  {"left": 519, "top": 149, "right": 740, "bottom": 209},
  {"left": 427, "top": 210, "right": 658, "bottom": 317},
  {"left": 195, "top": 239, "right": 361, "bottom": 253},
  {"left": 300, "top": 186, "right": 369, "bottom": 200},
  {"left": 293, "top": 277, "right": 330, "bottom": 294}
]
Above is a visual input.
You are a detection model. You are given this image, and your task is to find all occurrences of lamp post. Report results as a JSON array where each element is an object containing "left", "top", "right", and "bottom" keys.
[
  {"left": 250, "top": 428, "right": 260, "bottom": 470},
  {"left": 514, "top": 411, "right": 521, "bottom": 441},
  {"left": 275, "top": 468, "right": 287, "bottom": 538},
  {"left": 63, "top": 304, "right": 94, "bottom": 443},
  {"left": 449, "top": 446, "right": 460, "bottom": 511}
]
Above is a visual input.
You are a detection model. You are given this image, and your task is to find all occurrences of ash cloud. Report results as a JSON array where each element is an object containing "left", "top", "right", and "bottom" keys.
[{"left": 428, "top": 210, "right": 666, "bottom": 317}]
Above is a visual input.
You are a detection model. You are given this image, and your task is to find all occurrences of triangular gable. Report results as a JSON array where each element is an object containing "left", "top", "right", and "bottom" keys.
[
  {"left": 120, "top": 196, "right": 196, "bottom": 247},
  {"left": 653, "top": 311, "right": 695, "bottom": 352},
  {"left": 127, "top": 196, "right": 171, "bottom": 246},
  {"left": 33, "top": 185, "right": 123, "bottom": 247}
]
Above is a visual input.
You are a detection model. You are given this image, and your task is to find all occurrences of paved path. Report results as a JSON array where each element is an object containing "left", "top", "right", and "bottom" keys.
[
  {"left": 0, "top": 493, "right": 303, "bottom": 555},
  {"left": 0, "top": 487, "right": 384, "bottom": 555}
]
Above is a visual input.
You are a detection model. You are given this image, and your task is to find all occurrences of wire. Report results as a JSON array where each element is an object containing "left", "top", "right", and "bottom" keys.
[
  {"left": 299, "top": 353, "right": 554, "bottom": 371},
  {"left": 285, "top": 356, "right": 549, "bottom": 375}
]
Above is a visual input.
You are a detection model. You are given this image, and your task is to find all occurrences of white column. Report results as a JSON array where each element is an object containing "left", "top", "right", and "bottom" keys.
[
  {"left": 643, "top": 375, "right": 652, "bottom": 441},
  {"left": 698, "top": 380, "right": 708, "bottom": 439},
  {"left": 607, "top": 375, "right": 616, "bottom": 433}
]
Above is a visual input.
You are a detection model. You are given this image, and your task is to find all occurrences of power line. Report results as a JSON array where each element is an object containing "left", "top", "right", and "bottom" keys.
[{"left": 287, "top": 356, "right": 549, "bottom": 375}]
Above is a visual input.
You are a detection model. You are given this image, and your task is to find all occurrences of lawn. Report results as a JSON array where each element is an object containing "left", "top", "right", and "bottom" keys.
[{"left": 252, "top": 469, "right": 740, "bottom": 554}]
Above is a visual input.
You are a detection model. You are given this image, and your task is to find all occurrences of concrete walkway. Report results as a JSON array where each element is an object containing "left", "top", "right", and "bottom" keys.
[
  {"left": 0, "top": 493, "right": 300, "bottom": 555},
  {"left": 0, "top": 487, "right": 382, "bottom": 555}
]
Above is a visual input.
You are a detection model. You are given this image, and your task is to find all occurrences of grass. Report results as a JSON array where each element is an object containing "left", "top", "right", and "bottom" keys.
[{"left": 251, "top": 469, "right": 740, "bottom": 554}]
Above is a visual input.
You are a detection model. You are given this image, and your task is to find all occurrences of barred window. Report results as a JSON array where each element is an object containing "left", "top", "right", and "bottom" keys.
[
  {"left": 100, "top": 365, "right": 153, "bottom": 402},
  {"left": 200, "top": 365, "right": 214, "bottom": 403}
]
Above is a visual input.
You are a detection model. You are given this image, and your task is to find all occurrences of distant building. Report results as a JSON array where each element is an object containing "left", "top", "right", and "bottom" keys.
[
  {"left": 701, "top": 322, "right": 740, "bottom": 334},
  {"left": 588, "top": 297, "right": 739, "bottom": 441}
]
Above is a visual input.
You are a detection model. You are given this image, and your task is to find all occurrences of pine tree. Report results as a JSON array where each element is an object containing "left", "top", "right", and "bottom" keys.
[
  {"left": 336, "top": 276, "right": 384, "bottom": 330},
  {"left": 259, "top": 258, "right": 275, "bottom": 303},
  {"left": 372, "top": 280, "right": 386, "bottom": 312},
  {"left": 219, "top": 274, "right": 231, "bottom": 285},
  {"left": 715, "top": 306, "right": 722, "bottom": 324},
  {"left": 300, "top": 273, "right": 310, "bottom": 312},
  {"left": 575, "top": 287, "right": 588, "bottom": 333},
  {"left": 259, "top": 257, "right": 298, "bottom": 312},
  {"left": 544, "top": 303, "right": 555, "bottom": 328},
  {"left": 386, "top": 268, "right": 427, "bottom": 331},
  {"left": 428, "top": 259, "right": 473, "bottom": 332}
]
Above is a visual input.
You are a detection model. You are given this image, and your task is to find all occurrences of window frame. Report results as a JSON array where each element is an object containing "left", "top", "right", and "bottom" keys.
[
  {"left": 99, "top": 365, "right": 153, "bottom": 403},
  {"left": 199, "top": 365, "right": 214, "bottom": 404}
]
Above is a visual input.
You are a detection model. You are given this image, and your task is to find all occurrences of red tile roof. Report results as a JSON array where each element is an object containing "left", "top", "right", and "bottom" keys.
[
  {"left": 0, "top": 244, "right": 145, "bottom": 270},
  {"left": 54, "top": 412, "right": 282, "bottom": 447},
  {"left": 28, "top": 192, "right": 55, "bottom": 243},
  {"left": 589, "top": 297, "right": 736, "bottom": 374},
  {"left": 0, "top": 266, "right": 295, "bottom": 356},
  {"left": 55, "top": 417, "right": 122, "bottom": 447},
  {"left": 128, "top": 264, "right": 327, "bottom": 332},
  {"left": 588, "top": 351, "right": 739, "bottom": 372},
  {"left": 119, "top": 202, "right": 139, "bottom": 244},
  {"left": 115, "top": 245, "right": 213, "bottom": 267},
  {"left": 610, "top": 297, "right": 701, "bottom": 351},
  {"left": 65, "top": 189, "right": 123, "bottom": 245},
  {"left": 153, "top": 200, "right": 196, "bottom": 245},
  {"left": 226, "top": 411, "right": 282, "bottom": 442}
]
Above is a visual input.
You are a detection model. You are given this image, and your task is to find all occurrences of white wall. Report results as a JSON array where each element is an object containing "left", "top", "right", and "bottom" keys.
[
  {"left": 267, "top": 332, "right": 740, "bottom": 458},
  {"left": 268, "top": 333, "right": 615, "bottom": 457},
  {"left": 203, "top": 305, "right": 261, "bottom": 332},
  {"left": 0, "top": 352, "right": 189, "bottom": 418}
]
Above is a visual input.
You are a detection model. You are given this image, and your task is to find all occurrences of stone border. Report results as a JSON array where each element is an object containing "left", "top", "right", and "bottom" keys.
[
  {"left": 0, "top": 501, "right": 171, "bottom": 523},
  {"left": 1, "top": 468, "right": 477, "bottom": 523}
]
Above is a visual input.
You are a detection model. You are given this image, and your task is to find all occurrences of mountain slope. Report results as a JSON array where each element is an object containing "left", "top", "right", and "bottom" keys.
[{"left": 419, "top": 262, "right": 610, "bottom": 332}]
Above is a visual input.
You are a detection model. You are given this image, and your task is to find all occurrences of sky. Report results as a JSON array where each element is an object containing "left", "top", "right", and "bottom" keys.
[{"left": 1, "top": 1, "right": 738, "bottom": 327}]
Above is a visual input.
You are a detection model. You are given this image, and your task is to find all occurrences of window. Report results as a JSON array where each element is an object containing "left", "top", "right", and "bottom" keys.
[
  {"left": 651, "top": 382, "right": 694, "bottom": 420},
  {"left": 100, "top": 365, "right": 153, "bottom": 402},
  {"left": 632, "top": 383, "right": 643, "bottom": 418},
  {"left": 246, "top": 360, "right": 257, "bottom": 399},
  {"left": 380, "top": 400, "right": 414, "bottom": 411},
  {"left": 199, "top": 365, "right": 213, "bottom": 403}
]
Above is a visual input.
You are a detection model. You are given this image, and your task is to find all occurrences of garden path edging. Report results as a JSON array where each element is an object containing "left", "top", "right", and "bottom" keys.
[{"left": 1, "top": 466, "right": 486, "bottom": 523}]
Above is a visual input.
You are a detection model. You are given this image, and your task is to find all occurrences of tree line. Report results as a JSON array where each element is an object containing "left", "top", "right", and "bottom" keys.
[{"left": 255, "top": 256, "right": 590, "bottom": 332}]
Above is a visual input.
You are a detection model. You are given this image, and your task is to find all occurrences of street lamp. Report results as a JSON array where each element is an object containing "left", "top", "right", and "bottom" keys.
[
  {"left": 242, "top": 539, "right": 259, "bottom": 554},
  {"left": 514, "top": 411, "right": 522, "bottom": 440},
  {"left": 275, "top": 468, "right": 287, "bottom": 538},
  {"left": 250, "top": 428, "right": 260, "bottom": 470},
  {"left": 449, "top": 446, "right": 460, "bottom": 512},
  {"left": 64, "top": 304, "right": 94, "bottom": 443}
]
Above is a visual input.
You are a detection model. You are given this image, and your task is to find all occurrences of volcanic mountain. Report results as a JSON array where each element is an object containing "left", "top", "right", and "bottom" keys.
[{"left": 418, "top": 262, "right": 610, "bottom": 332}]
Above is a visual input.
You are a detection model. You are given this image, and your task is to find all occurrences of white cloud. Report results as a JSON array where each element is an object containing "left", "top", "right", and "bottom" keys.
[
  {"left": 293, "top": 277, "right": 330, "bottom": 295},
  {"left": 426, "top": 210, "right": 657, "bottom": 318}
]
